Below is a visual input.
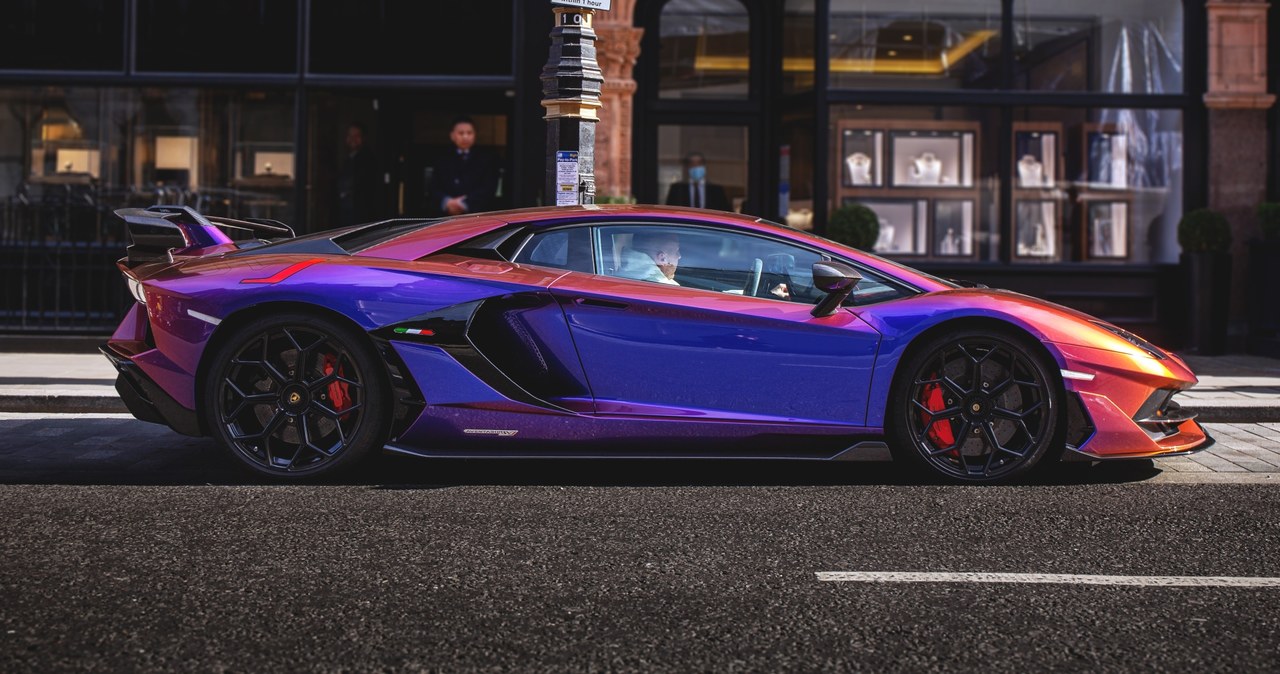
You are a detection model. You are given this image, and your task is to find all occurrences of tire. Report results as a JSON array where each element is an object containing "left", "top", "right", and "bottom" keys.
[
  {"left": 201, "top": 311, "right": 391, "bottom": 480},
  {"left": 887, "top": 328, "right": 1064, "bottom": 484}
]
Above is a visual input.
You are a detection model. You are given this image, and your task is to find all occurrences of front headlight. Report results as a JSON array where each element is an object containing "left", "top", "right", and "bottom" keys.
[
  {"left": 124, "top": 274, "right": 146, "bottom": 304},
  {"left": 1091, "top": 320, "right": 1165, "bottom": 360}
]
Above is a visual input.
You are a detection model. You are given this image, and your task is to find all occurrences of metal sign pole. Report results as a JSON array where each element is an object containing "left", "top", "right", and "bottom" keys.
[{"left": 542, "top": 4, "right": 605, "bottom": 206}]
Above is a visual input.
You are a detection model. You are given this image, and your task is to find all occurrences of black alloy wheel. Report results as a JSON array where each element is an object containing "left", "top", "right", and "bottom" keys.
[
  {"left": 889, "top": 329, "right": 1063, "bottom": 483},
  {"left": 203, "top": 312, "right": 391, "bottom": 479}
]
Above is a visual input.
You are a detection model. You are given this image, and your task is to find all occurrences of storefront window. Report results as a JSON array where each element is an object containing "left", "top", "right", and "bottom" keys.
[
  {"left": 1013, "top": 0, "right": 1183, "bottom": 93},
  {"left": 783, "top": 0, "right": 816, "bottom": 94},
  {"left": 0, "top": 86, "right": 297, "bottom": 330},
  {"left": 1013, "top": 107, "right": 1182, "bottom": 263},
  {"left": 309, "top": 0, "right": 513, "bottom": 76},
  {"left": 657, "top": 125, "right": 749, "bottom": 212},
  {"left": 659, "top": 0, "right": 751, "bottom": 99},
  {"left": 136, "top": 0, "right": 298, "bottom": 74},
  {"left": 0, "top": 86, "right": 297, "bottom": 242},
  {"left": 779, "top": 110, "right": 816, "bottom": 226},
  {"left": 828, "top": 1, "right": 1003, "bottom": 91},
  {"left": 0, "top": 1, "right": 125, "bottom": 72},
  {"left": 829, "top": 105, "right": 1001, "bottom": 261}
]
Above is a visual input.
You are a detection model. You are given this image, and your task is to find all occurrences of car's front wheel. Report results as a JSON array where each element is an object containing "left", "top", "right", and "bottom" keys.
[
  {"left": 888, "top": 329, "right": 1064, "bottom": 484},
  {"left": 202, "top": 312, "right": 391, "bottom": 480}
]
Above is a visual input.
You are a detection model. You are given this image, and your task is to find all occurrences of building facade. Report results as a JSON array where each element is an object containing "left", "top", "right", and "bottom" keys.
[{"left": 0, "top": 0, "right": 1273, "bottom": 352}]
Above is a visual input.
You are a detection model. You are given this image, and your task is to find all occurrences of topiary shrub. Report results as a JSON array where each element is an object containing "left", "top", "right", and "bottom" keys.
[
  {"left": 828, "top": 203, "right": 880, "bottom": 250},
  {"left": 1177, "top": 208, "right": 1232, "bottom": 254},
  {"left": 1256, "top": 202, "right": 1280, "bottom": 242}
]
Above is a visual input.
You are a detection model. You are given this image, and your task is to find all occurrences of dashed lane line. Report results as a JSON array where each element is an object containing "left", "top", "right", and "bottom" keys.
[{"left": 816, "top": 572, "right": 1280, "bottom": 587}]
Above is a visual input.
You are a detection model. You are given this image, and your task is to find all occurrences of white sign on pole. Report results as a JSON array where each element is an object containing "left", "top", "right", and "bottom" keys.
[
  {"left": 550, "top": 0, "right": 612, "bottom": 10},
  {"left": 556, "top": 151, "right": 580, "bottom": 206}
]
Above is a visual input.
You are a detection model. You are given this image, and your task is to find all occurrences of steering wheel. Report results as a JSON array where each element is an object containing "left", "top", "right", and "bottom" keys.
[{"left": 743, "top": 258, "right": 763, "bottom": 297}]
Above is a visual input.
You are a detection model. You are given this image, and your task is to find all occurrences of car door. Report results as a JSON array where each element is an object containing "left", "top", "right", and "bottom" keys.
[{"left": 537, "top": 223, "right": 882, "bottom": 426}]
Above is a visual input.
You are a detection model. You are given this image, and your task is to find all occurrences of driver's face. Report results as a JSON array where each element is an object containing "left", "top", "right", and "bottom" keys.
[{"left": 653, "top": 241, "right": 681, "bottom": 280}]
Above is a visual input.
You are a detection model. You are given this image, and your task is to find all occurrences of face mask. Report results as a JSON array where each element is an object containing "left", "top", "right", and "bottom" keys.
[{"left": 688, "top": 166, "right": 707, "bottom": 182}]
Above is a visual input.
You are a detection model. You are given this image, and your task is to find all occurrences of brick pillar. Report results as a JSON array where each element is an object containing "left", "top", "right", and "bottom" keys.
[
  {"left": 594, "top": 1, "right": 643, "bottom": 200},
  {"left": 1204, "top": 0, "right": 1275, "bottom": 338}
]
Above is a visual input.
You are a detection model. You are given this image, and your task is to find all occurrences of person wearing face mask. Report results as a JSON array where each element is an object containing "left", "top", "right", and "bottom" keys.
[{"left": 665, "top": 151, "right": 730, "bottom": 211}]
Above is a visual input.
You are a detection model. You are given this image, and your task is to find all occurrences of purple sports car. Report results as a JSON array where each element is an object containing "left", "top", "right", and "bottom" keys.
[{"left": 104, "top": 204, "right": 1210, "bottom": 483}]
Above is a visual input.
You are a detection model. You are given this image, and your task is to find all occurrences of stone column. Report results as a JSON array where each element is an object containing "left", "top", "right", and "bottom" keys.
[
  {"left": 594, "top": 0, "right": 643, "bottom": 201},
  {"left": 1204, "top": 0, "right": 1274, "bottom": 339}
]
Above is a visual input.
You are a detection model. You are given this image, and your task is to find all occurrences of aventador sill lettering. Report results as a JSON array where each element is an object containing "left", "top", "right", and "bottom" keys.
[{"left": 463, "top": 429, "right": 520, "bottom": 437}]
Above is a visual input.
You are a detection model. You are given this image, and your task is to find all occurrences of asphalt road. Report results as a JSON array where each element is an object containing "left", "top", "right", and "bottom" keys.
[{"left": 2, "top": 416, "right": 1279, "bottom": 672}]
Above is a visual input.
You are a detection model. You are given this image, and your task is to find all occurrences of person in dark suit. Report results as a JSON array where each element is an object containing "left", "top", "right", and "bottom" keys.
[
  {"left": 665, "top": 151, "right": 730, "bottom": 211},
  {"left": 427, "top": 116, "right": 500, "bottom": 216},
  {"left": 337, "top": 122, "right": 380, "bottom": 226}
]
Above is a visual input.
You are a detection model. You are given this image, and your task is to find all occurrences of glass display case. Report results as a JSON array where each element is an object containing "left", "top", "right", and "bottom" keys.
[
  {"left": 1014, "top": 199, "right": 1060, "bottom": 260},
  {"left": 847, "top": 197, "right": 928, "bottom": 256},
  {"left": 1087, "top": 200, "right": 1129, "bottom": 259},
  {"left": 834, "top": 118, "right": 980, "bottom": 260},
  {"left": 933, "top": 199, "right": 975, "bottom": 257},
  {"left": 889, "top": 129, "right": 974, "bottom": 188},
  {"left": 841, "top": 129, "right": 883, "bottom": 187}
]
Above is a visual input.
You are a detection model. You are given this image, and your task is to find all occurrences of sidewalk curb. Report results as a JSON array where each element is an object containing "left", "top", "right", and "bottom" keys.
[
  {"left": 0, "top": 395, "right": 126, "bottom": 415},
  {"left": 0, "top": 395, "right": 1277, "bottom": 424}
]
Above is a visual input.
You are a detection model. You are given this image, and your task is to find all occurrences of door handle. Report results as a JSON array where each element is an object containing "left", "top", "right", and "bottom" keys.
[{"left": 574, "top": 297, "right": 629, "bottom": 310}]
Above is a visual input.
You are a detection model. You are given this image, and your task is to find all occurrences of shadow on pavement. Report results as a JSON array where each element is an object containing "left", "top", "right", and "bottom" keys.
[{"left": 0, "top": 418, "right": 1171, "bottom": 488}]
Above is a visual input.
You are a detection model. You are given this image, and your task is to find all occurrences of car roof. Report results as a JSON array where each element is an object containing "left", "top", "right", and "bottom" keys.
[{"left": 355, "top": 204, "right": 951, "bottom": 292}]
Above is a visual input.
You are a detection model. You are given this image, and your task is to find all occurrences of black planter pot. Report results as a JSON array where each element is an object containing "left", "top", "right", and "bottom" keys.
[
  {"left": 1247, "top": 240, "right": 1280, "bottom": 356},
  {"left": 1247, "top": 240, "right": 1280, "bottom": 334},
  {"left": 1182, "top": 252, "right": 1231, "bottom": 355}
]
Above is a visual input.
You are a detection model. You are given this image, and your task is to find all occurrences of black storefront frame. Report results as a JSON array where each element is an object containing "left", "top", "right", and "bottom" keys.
[
  {"left": 631, "top": 0, "right": 1205, "bottom": 345},
  {"left": 0, "top": 0, "right": 536, "bottom": 333},
  {"left": 0, "top": 0, "right": 529, "bottom": 233},
  {"left": 633, "top": 0, "right": 1204, "bottom": 237}
]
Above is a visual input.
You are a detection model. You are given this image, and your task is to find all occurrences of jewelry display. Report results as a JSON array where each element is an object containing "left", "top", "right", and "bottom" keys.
[
  {"left": 1088, "top": 202, "right": 1129, "bottom": 259},
  {"left": 933, "top": 200, "right": 974, "bottom": 257},
  {"left": 836, "top": 121, "right": 979, "bottom": 260},
  {"left": 1017, "top": 155, "right": 1044, "bottom": 188},
  {"left": 910, "top": 152, "right": 943, "bottom": 185},
  {"left": 1015, "top": 200, "right": 1057, "bottom": 259},
  {"left": 845, "top": 152, "right": 873, "bottom": 186},
  {"left": 841, "top": 129, "right": 883, "bottom": 187}
]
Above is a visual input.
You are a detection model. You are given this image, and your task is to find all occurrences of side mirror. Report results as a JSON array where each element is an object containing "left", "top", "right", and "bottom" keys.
[{"left": 811, "top": 261, "right": 862, "bottom": 318}]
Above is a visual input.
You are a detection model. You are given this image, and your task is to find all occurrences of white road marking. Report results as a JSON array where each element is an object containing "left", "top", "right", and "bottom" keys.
[{"left": 815, "top": 572, "right": 1280, "bottom": 588}]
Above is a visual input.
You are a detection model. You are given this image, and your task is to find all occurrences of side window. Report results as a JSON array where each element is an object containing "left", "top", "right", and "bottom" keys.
[
  {"left": 597, "top": 224, "right": 826, "bottom": 303},
  {"left": 844, "top": 265, "right": 912, "bottom": 307},
  {"left": 513, "top": 228, "right": 594, "bottom": 273}
]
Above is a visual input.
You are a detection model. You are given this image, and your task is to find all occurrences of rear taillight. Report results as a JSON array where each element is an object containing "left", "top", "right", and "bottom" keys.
[{"left": 124, "top": 273, "right": 146, "bottom": 304}]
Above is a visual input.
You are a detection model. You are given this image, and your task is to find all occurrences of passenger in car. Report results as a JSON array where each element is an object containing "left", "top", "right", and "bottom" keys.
[{"left": 617, "top": 232, "right": 681, "bottom": 285}]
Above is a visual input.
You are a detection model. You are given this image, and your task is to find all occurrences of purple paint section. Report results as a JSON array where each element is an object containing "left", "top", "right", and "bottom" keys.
[
  {"left": 550, "top": 273, "right": 880, "bottom": 425},
  {"left": 391, "top": 341, "right": 552, "bottom": 412}
]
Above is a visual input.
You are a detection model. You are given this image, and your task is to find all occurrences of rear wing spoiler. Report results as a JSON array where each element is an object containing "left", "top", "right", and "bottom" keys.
[{"left": 115, "top": 205, "right": 295, "bottom": 265}]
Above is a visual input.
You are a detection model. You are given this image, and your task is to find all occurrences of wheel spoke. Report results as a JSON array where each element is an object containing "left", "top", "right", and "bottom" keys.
[
  {"left": 311, "top": 400, "right": 362, "bottom": 420},
  {"left": 222, "top": 379, "right": 277, "bottom": 422},
  {"left": 911, "top": 398, "right": 962, "bottom": 421},
  {"left": 979, "top": 421, "right": 1007, "bottom": 473}
]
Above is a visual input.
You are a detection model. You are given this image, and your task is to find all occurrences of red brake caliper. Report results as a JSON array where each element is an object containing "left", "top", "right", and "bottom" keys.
[
  {"left": 322, "top": 353, "right": 352, "bottom": 419},
  {"left": 920, "top": 374, "right": 956, "bottom": 449}
]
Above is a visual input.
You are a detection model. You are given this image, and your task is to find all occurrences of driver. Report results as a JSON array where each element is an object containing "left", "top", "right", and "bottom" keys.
[{"left": 618, "top": 232, "right": 681, "bottom": 285}]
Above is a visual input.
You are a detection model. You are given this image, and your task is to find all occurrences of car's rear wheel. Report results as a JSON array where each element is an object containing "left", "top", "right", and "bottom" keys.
[
  {"left": 888, "top": 329, "right": 1063, "bottom": 484},
  {"left": 202, "top": 312, "right": 391, "bottom": 480}
]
